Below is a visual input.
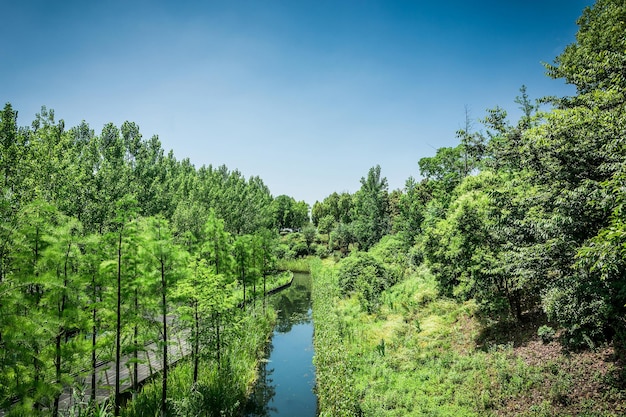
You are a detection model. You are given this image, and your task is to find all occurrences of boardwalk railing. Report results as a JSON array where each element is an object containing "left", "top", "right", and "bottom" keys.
[{"left": 0, "top": 273, "right": 295, "bottom": 416}]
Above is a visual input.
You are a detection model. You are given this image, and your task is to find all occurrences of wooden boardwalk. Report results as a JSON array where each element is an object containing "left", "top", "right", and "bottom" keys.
[
  {"left": 0, "top": 277, "right": 294, "bottom": 416},
  {"left": 0, "top": 331, "right": 191, "bottom": 416},
  {"left": 60, "top": 330, "right": 191, "bottom": 413}
]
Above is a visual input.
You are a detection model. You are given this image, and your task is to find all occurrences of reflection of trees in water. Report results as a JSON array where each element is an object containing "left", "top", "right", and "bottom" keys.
[
  {"left": 272, "top": 274, "right": 312, "bottom": 333},
  {"left": 243, "top": 273, "right": 313, "bottom": 416},
  {"left": 243, "top": 342, "right": 277, "bottom": 416}
]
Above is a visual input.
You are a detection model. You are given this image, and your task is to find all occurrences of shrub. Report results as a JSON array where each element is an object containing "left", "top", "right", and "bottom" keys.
[
  {"left": 537, "top": 325, "right": 556, "bottom": 344},
  {"left": 337, "top": 252, "right": 399, "bottom": 312}
]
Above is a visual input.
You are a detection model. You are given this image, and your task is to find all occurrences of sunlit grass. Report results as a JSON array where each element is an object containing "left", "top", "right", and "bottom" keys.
[
  {"left": 276, "top": 256, "right": 313, "bottom": 272},
  {"left": 311, "top": 260, "right": 580, "bottom": 416},
  {"left": 121, "top": 305, "right": 276, "bottom": 417}
]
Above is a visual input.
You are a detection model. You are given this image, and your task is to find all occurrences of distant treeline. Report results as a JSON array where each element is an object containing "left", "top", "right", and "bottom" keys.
[{"left": 0, "top": 103, "right": 309, "bottom": 415}]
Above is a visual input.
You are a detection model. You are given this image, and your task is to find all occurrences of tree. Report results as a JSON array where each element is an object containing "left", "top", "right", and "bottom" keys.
[
  {"left": 271, "top": 195, "right": 309, "bottom": 231},
  {"left": 234, "top": 234, "right": 252, "bottom": 306},
  {"left": 418, "top": 145, "right": 466, "bottom": 204},
  {"left": 256, "top": 228, "right": 277, "bottom": 303},
  {"left": 40, "top": 215, "right": 88, "bottom": 417},
  {"left": 201, "top": 210, "right": 234, "bottom": 369},
  {"left": 302, "top": 224, "right": 317, "bottom": 254},
  {"left": 143, "top": 216, "right": 186, "bottom": 417},
  {"left": 10, "top": 200, "right": 59, "bottom": 411},
  {"left": 81, "top": 232, "right": 107, "bottom": 402},
  {"left": 101, "top": 196, "right": 138, "bottom": 416},
  {"left": 352, "top": 165, "right": 390, "bottom": 251},
  {"left": 422, "top": 172, "right": 541, "bottom": 320},
  {"left": 392, "top": 177, "right": 428, "bottom": 247},
  {"left": 177, "top": 258, "right": 206, "bottom": 384},
  {"left": 545, "top": 0, "right": 626, "bottom": 96}
]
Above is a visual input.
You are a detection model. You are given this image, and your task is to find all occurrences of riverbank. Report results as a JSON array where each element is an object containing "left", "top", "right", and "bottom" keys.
[
  {"left": 118, "top": 272, "right": 302, "bottom": 416},
  {"left": 122, "top": 305, "right": 276, "bottom": 417},
  {"left": 311, "top": 259, "right": 626, "bottom": 416}
]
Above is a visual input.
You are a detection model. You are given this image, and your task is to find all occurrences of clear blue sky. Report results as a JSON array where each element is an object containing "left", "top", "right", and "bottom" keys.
[{"left": 2, "top": 0, "right": 593, "bottom": 206}]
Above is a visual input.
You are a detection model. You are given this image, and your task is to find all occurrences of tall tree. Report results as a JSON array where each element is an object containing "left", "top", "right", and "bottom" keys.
[
  {"left": 101, "top": 196, "right": 138, "bottom": 416},
  {"left": 352, "top": 165, "right": 390, "bottom": 251},
  {"left": 40, "top": 215, "right": 87, "bottom": 417},
  {"left": 143, "top": 216, "right": 186, "bottom": 417},
  {"left": 201, "top": 210, "right": 234, "bottom": 369},
  {"left": 545, "top": 0, "right": 626, "bottom": 96}
]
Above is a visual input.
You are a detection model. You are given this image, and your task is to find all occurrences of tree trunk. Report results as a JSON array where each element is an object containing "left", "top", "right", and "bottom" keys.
[
  {"left": 91, "top": 272, "right": 97, "bottom": 402},
  {"left": 193, "top": 300, "right": 199, "bottom": 384},
  {"left": 133, "top": 288, "right": 138, "bottom": 394},
  {"left": 92, "top": 309, "right": 97, "bottom": 402},
  {"left": 161, "top": 259, "right": 168, "bottom": 417},
  {"left": 216, "top": 312, "right": 221, "bottom": 370},
  {"left": 114, "top": 231, "right": 122, "bottom": 417},
  {"left": 52, "top": 333, "right": 61, "bottom": 417}
]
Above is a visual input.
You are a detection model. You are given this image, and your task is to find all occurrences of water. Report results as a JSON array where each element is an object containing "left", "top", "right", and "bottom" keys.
[{"left": 244, "top": 272, "right": 317, "bottom": 417}]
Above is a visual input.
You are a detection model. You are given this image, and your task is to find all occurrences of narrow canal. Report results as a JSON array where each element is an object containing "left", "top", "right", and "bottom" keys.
[{"left": 243, "top": 272, "right": 317, "bottom": 417}]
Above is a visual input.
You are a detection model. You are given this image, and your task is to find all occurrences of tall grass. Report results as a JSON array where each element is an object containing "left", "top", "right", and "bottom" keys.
[
  {"left": 276, "top": 256, "right": 313, "bottom": 273},
  {"left": 312, "top": 262, "right": 572, "bottom": 416},
  {"left": 121, "top": 305, "right": 276, "bottom": 417}
]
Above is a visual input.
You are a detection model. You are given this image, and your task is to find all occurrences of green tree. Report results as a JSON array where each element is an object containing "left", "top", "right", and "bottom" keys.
[
  {"left": 418, "top": 145, "right": 465, "bottom": 204},
  {"left": 9, "top": 200, "right": 59, "bottom": 411},
  {"left": 352, "top": 165, "right": 390, "bottom": 251},
  {"left": 392, "top": 177, "right": 428, "bottom": 247},
  {"left": 101, "top": 196, "right": 139, "bottom": 416},
  {"left": 271, "top": 195, "right": 309, "bottom": 231},
  {"left": 82, "top": 232, "right": 108, "bottom": 402},
  {"left": 545, "top": 0, "right": 626, "bottom": 96},
  {"left": 40, "top": 215, "right": 88, "bottom": 417},
  {"left": 143, "top": 216, "right": 187, "bottom": 416},
  {"left": 234, "top": 234, "right": 252, "bottom": 305},
  {"left": 201, "top": 210, "right": 235, "bottom": 369},
  {"left": 302, "top": 224, "right": 317, "bottom": 254}
]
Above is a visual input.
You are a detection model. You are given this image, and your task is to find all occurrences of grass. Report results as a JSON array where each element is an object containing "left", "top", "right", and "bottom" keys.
[
  {"left": 276, "top": 256, "right": 313, "bottom": 273},
  {"left": 311, "top": 260, "right": 626, "bottom": 416},
  {"left": 120, "top": 305, "right": 276, "bottom": 417},
  {"left": 233, "top": 271, "right": 293, "bottom": 305}
]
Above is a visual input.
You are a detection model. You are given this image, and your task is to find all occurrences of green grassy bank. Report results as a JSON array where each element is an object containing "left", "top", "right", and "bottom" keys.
[{"left": 311, "top": 259, "right": 625, "bottom": 416}]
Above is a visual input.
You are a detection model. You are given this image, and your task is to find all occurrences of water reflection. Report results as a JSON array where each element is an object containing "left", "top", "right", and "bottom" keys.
[{"left": 243, "top": 273, "right": 317, "bottom": 417}]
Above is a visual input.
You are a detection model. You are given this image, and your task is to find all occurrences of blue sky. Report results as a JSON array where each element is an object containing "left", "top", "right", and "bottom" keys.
[{"left": 3, "top": 0, "right": 593, "bottom": 205}]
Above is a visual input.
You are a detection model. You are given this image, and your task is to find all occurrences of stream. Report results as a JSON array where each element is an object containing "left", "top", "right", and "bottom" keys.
[{"left": 243, "top": 272, "right": 317, "bottom": 417}]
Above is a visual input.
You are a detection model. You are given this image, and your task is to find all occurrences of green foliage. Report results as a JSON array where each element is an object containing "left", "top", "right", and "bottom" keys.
[
  {"left": 311, "top": 192, "right": 353, "bottom": 227},
  {"left": 270, "top": 195, "right": 309, "bottom": 231},
  {"left": 311, "top": 260, "right": 363, "bottom": 417},
  {"left": 337, "top": 251, "right": 399, "bottom": 313},
  {"left": 545, "top": 0, "right": 626, "bottom": 95},
  {"left": 391, "top": 177, "right": 428, "bottom": 247},
  {"left": 537, "top": 326, "right": 556, "bottom": 344},
  {"left": 0, "top": 103, "right": 289, "bottom": 416},
  {"left": 122, "top": 306, "right": 276, "bottom": 417},
  {"left": 352, "top": 165, "right": 391, "bottom": 251},
  {"left": 275, "top": 256, "right": 312, "bottom": 273}
]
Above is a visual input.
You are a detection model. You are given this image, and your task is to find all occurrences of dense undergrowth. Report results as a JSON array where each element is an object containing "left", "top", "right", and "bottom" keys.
[
  {"left": 122, "top": 305, "right": 276, "bottom": 417},
  {"left": 276, "top": 256, "right": 313, "bottom": 273},
  {"left": 312, "top": 256, "right": 626, "bottom": 416}
]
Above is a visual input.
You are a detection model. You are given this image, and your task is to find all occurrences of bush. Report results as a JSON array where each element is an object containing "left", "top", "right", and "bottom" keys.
[
  {"left": 337, "top": 252, "right": 399, "bottom": 313},
  {"left": 537, "top": 325, "right": 556, "bottom": 344},
  {"left": 315, "top": 243, "right": 330, "bottom": 258}
]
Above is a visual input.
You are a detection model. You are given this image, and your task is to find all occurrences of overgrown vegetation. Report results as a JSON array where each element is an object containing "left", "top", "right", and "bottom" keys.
[
  {"left": 122, "top": 306, "right": 276, "bottom": 417},
  {"left": 312, "top": 2, "right": 626, "bottom": 414},
  {"left": 0, "top": 98, "right": 306, "bottom": 415},
  {"left": 312, "top": 244, "right": 626, "bottom": 416},
  {"left": 3, "top": 0, "right": 626, "bottom": 415}
]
